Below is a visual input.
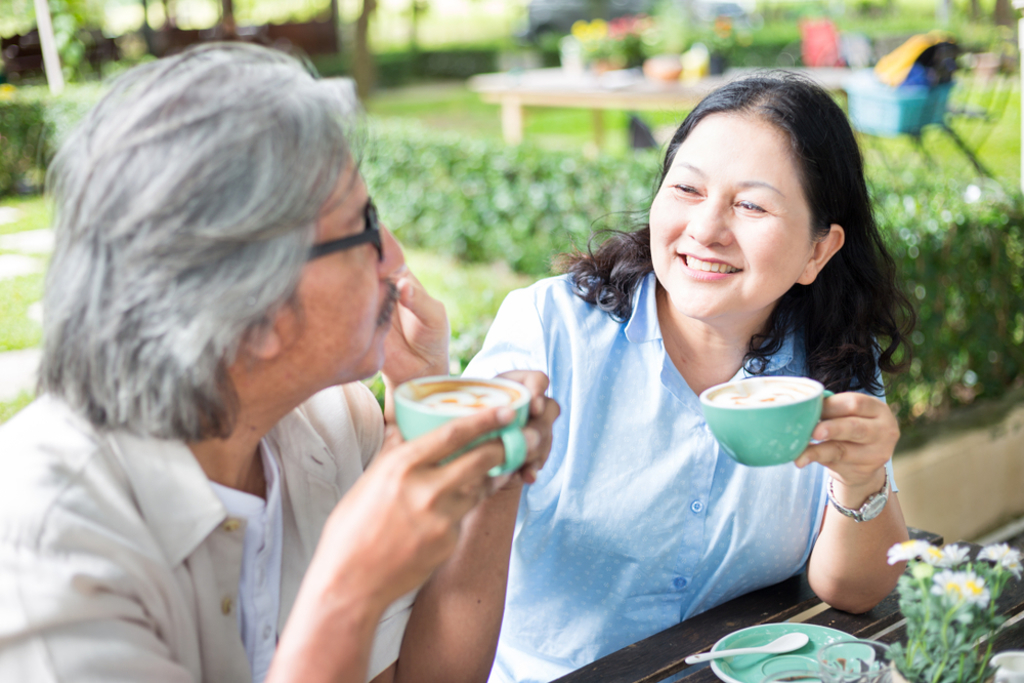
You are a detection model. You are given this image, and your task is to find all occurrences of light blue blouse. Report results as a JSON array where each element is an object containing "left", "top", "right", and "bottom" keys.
[{"left": 464, "top": 273, "right": 895, "bottom": 683}]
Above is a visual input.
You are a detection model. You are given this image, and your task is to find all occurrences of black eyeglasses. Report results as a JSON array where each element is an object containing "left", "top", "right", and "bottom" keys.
[{"left": 307, "top": 198, "right": 383, "bottom": 262}]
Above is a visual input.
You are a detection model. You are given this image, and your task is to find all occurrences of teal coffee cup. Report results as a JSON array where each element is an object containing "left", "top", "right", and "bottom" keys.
[
  {"left": 394, "top": 376, "right": 531, "bottom": 477},
  {"left": 699, "top": 376, "right": 832, "bottom": 467}
]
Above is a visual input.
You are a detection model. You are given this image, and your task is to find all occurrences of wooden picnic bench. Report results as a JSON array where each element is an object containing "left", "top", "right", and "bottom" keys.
[{"left": 554, "top": 528, "right": 1024, "bottom": 683}]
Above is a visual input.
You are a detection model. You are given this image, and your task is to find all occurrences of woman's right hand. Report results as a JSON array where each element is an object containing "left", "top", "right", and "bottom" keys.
[{"left": 307, "top": 406, "right": 513, "bottom": 611}]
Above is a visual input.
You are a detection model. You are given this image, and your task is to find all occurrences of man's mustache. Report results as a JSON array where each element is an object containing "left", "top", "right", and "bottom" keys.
[{"left": 377, "top": 280, "right": 399, "bottom": 328}]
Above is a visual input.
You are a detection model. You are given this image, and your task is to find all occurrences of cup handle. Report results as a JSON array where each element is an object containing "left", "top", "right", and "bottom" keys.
[
  {"left": 823, "top": 390, "right": 834, "bottom": 398},
  {"left": 489, "top": 426, "right": 527, "bottom": 477}
]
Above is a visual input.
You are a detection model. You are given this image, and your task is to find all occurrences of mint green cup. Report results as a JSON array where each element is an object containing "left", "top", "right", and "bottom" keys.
[
  {"left": 394, "top": 376, "right": 531, "bottom": 477},
  {"left": 699, "top": 377, "right": 833, "bottom": 467}
]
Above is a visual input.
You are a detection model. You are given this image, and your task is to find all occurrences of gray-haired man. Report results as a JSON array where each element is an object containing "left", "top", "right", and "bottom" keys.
[{"left": 0, "top": 44, "right": 558, "bottom": 683}]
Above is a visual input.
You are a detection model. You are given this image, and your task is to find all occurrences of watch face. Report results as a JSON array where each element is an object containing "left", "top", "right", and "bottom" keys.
[{"left": 861, "top": 493, "right": 888, "bottom": 521}]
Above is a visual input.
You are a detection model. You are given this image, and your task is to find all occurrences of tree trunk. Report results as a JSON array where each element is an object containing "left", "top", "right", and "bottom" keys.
[
  {"left": 353, "top": 0, "right": 376, "bottom": 99},
  {"left": 994, "top": 0, "right": 1013, "bottom": 26},
  {"left": 969, "top": 0, "right": 980, "bottom": 19}
]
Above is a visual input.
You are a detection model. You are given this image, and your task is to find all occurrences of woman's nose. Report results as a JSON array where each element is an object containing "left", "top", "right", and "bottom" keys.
[{"left": 685, "top": 200, "right": 733, "bottom": 247}]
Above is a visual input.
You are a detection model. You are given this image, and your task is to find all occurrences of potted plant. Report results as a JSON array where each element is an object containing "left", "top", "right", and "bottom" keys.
[
  {"left": 886, "top": 540, "right": 1022, "bottom": 683},
  {"left": 568, "top": 15, "right": 653, "bottom": 74}
]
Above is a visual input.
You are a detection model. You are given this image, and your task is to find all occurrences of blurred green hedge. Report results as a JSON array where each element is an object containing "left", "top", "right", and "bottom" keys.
[
  {"left": 363, "top": 120, "right": 658, "bottom": 274},
  {"left": 0, "top": 85, "right": 104, "bottom": 195},
  {"left": 363, "top": 120, "right": 1024, "bottom": 425},
  {"left": 875, "top": 173, "right": 1024, "bottom": 424}
]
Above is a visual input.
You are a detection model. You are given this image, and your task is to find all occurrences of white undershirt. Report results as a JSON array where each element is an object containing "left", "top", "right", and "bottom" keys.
[{"left": 210, "top": 440, "right": 284, "bottom": 683}]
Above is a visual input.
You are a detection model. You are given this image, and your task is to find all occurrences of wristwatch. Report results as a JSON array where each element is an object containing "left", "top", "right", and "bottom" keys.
[{"left": 827, "top": 470, "right": 889, "bottom": 522}]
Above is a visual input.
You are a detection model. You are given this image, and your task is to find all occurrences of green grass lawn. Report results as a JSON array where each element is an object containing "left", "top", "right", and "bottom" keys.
[
  {"left": 0, "top": 195, "right": 47, "bottom": 355},
  {"left": 0, "top": 195, "right": 51, "bottom": 236}
]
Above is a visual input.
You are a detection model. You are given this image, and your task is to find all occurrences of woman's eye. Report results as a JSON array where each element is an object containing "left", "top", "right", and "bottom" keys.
[
  {"left": 738, "top": 200, "right": 766, "bottom": 212},
  {"left": 674, "top": 184, "right": 700, "bottom": 195}
]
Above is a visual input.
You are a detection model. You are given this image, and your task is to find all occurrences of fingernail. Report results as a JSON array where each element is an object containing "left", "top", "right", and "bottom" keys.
[
  {"left": 532, "top": 396, "right": 544, "bottom": 414},
  {"left": 525, "top": 428, "right": 540, "bottom": 448},
  {"left": 814, "top": 426, "right": 827, "bottom": 440},
  {"left": 497, "top": 407, "right": 515, "bottom": 424}
]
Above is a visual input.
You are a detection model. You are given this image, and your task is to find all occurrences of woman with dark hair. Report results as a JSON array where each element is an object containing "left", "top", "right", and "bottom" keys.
[{"left": 465, "top": 73, "right": 916, "bottom": 683}]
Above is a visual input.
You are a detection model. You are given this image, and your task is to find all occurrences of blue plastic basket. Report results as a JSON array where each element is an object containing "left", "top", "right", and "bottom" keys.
[{"left": 844, "top": 71, "right": 953, "bottom": 137}]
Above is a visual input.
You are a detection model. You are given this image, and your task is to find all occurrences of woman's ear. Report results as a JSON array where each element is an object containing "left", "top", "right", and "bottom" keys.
[{"left": 797, "top": 223, "right": 845, "bottom": 285}]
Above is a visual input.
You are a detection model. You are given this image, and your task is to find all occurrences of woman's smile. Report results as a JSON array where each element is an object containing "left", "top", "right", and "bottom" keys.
[{"left": 682, "top": 254, "right": 741, "bottom": 277}]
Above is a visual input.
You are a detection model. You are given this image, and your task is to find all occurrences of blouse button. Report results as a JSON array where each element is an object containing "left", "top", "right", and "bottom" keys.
[
  {"left": 221, "top": 597, "right": 233, "bottom": 615},
  {"left": 690, "top": 500, "right": 704, "bottom": 513},
  {"left": 263, "top": 624, "right": 273, "bottom": 641},
  {"left": 673, "top": 577, "right": 688, "bottom": 590},
  {"left": 223, "top": 518, "right": 242, "bottom": 532}
]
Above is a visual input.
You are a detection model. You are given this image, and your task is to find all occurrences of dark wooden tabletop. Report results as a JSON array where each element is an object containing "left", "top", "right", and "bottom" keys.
[{"left": 553, "top": 529, "right": 1024, "bottom": 683}]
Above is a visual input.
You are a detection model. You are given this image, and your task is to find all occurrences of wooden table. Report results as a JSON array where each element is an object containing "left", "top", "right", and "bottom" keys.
[
  {"left": 467, "top": 67, "right": 853, "bottom": 146},
  {"left": 553, "top": 529, "right": 1024, "bottom": 683}
]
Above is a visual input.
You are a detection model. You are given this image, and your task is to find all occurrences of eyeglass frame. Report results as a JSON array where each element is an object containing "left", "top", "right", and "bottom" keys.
[{"left": 307, "top": 198, "right": 383, "bottom": 263}]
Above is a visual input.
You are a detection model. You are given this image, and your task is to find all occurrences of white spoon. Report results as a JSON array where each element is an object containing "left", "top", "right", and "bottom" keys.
[{"left": 684, "top": 632, "right": 811, "bottom": 665}]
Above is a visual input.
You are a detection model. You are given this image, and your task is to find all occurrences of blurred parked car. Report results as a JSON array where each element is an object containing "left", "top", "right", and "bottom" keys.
[
  {"left": 522, "top": 0, "right": 755, "bottom": 43},
  {"left": 522, "top": 0, "right": 653, "bottom": 42}
]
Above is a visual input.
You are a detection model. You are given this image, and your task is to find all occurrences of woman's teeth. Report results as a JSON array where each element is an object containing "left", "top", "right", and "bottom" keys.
[{"left": 686, "top": 256, "right": 739, "bottom": 274}]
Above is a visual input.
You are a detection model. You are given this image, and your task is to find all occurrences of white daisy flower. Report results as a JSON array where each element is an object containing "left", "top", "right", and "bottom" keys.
[
  {"left": 920, "top": 544, "right": 946, "bottom": 567},
  {"left": 931, "top": 570, "right": 990, "bottom": 608},
  {"left": 979, "top": 544, "right": 1023, "bottom": 577},
  {"left": 937, "top": 544, "right": 970, "bottom": 568},
  {"left": 888, "top": 540, "right": 930, "bottom": 565}
]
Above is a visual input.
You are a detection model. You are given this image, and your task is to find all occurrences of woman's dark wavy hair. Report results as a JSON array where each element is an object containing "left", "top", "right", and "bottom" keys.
[{"left": 561, "top": 72, "right": 915, "bottom": 394}]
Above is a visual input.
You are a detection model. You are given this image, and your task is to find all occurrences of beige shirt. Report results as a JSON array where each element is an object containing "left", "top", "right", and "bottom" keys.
[{"left": 0, "top": 384, "right": 416, "bottom": 682}]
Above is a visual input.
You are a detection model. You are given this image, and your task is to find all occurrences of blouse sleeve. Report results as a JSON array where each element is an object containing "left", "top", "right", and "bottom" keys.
[{"left": 462, "top": 286, "right": 550, "bottom": 381}]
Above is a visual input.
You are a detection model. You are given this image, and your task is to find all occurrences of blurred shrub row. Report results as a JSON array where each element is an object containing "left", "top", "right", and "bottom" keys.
[
  {"left": 2, "top": 94, "right": 1020, "bottom": 426},
  {"left": 363, "top": 120, "right": 1024, "bottom": 426},
  {"left": 0, "top": 85, "right": 104, "bottom": 194},
  {"left": 312, "top": 48, "right": 521, "bottom": 88}
]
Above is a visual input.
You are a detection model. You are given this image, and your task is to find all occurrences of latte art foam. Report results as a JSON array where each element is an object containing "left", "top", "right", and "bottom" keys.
[
  {"left": 412, "top": 381, "right": 521, "bottom": 415},
  {"left": 708, "top": 379, "right": 818, "bottom": 407}
]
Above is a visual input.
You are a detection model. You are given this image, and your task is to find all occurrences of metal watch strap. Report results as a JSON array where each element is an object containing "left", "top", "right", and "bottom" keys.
[{"left": 827, "top": 469, "right": 889, "bottom": 522}]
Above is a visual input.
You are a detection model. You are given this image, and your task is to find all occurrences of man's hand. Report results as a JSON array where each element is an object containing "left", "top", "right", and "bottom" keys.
[
  {"left": 303, "top": 406, "right": 513, "bottom": 609},
  {"left": 271, "top": 407, "right": 514, "bottom": 683},
  {"left": 383, "top": 266, "right": 450, "bottom": 389}
]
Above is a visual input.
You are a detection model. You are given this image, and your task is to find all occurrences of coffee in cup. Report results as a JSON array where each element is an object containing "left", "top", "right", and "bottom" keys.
[
  {"left": 699, "top": 376, "right": 832, "bottom": 467},
  {"left": 394, "top": 376, "right": 531, "bottom": 476},
  {"left": 403, "top": 379, "right": 524, "bottom": 414}
]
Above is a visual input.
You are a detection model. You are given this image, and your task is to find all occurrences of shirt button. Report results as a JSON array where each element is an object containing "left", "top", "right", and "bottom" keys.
[
  {"left": 673, "top": 577, "right": 688, "bottom": 590},
  {"left": 221, "top": 597, "right": 233, "bottom": 615},
  {"left": 690, "top": 500, "right": 704, "bottom": 513},
  {"left": 223, "top": 518, "right": 242, "bottom": 532},
  {"left": 263, "top": 624, "right": 273, "bottom": 641}
]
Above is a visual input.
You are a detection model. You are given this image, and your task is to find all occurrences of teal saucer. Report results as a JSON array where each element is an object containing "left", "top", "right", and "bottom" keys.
[{"left": 708, "top": 623, "right": 856, "bottom": 683}]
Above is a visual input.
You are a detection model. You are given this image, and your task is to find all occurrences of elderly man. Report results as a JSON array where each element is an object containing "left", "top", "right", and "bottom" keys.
[{"left": 0, "top": 44, "right": 558, "bottom": 683}]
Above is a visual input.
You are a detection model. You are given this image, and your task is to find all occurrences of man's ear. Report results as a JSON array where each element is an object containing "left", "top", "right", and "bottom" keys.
[
  {"left": 243, "top": 304, "right": 299, "bottom": 362},
  {"left": 797, "top": 223, "right": 845, "bottom": 285}
]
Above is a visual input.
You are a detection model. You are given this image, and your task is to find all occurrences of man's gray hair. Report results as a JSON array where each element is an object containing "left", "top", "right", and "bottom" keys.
[{"left": 40, "top": 43, "right": 357, "bottom": 440}]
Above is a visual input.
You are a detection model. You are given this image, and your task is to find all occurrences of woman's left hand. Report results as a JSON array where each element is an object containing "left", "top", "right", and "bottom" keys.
[
  {"left": 382, "top": 265, "right": 451, "bottom": 387},
  {"left": 490, "top": 370, "right": 560, "bottom": 488},
  {"left": 794, "top": 392, "right": 899, "bottom": 491}
]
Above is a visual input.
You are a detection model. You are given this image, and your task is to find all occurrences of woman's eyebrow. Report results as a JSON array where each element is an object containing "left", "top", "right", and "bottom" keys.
[
  {"left": 675, "top": 161, "right": 706, "bottom": 178},
  {"left": 738, "top": 180, "right": 785, "bottom": 197}
]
